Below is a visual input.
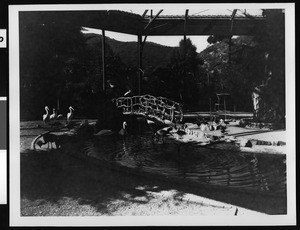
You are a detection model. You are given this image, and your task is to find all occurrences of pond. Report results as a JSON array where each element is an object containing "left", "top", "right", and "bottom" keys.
[{"left": 82, "top": 132, "right": 286, "bottom": 195}]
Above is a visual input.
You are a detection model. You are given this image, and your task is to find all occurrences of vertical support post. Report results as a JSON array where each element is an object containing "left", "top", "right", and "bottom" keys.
[
  {"left": 184, "top": 10, "right": 188, "bottom": 44},
  {"left": 229, "top": 36, "right": 232, "bottom": 67},
  {"left": 224, "top": 96, "right": 227, "bottom": 121},
  {"left": 229, "top": 9, "right": 237, "bottom": 71},
  {"left": 183, "top": 10, "right": 189, "bottom": 76},
  {"left": 138, "top": 35, "right": 142, "bottom": 95},
  {"left": 209, "top": 97, "right": 212, "bottom": 120},
  {"left": 102, "top": 29, "right": 106, "bottom": 92}
]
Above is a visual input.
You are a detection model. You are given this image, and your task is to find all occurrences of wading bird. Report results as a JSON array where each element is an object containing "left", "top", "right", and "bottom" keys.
[
  {"left": 154, "top": 126, "right": 173, "bottom": 143},
  {"left": 94, "top": 122, "right": 128, "bottom": 137},
  {"left": 118, "top": 121, "right": 128, "bottom": 136},
  {"left": 50, "top": 108, "right": 57, "bottom": 121},
  {"left": 67, "top": 106, "right": 75, "bottom": 124},
  {"left": 42, "top": 106, "right": 50, "bottom": 124}
]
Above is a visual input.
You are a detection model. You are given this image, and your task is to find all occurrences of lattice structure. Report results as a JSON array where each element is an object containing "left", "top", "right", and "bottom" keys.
[{"left": 113, "top": 94, "right": 183, "bottom": 124}]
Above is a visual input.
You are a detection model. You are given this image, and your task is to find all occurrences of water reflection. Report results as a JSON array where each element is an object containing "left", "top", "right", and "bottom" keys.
[{"left": 83, "top": 133, "right": 286, "bottom": 194}]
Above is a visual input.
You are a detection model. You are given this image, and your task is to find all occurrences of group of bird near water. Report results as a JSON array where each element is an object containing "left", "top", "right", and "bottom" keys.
[
  {"left": 150, "top": 118, "right": 229, "bottom": 145},
  {"left": 37, "top": 103, "right": 229, "bottom": 149},
  {"left": 33, "top": 105, "right": 75, "bottom": 149},
  {"left": 42, "top": 105, "right": 75, "bottom": 125}
]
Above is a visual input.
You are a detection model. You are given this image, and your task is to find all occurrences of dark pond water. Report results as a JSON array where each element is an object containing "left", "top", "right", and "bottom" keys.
[{"left": 82, "top": 132, "right": 286, "bottom": 194}]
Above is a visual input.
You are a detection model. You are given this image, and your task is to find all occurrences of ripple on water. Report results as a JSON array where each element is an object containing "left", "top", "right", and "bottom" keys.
[{"left": 83, "top": 134, "right": 286, "bottom": 194}]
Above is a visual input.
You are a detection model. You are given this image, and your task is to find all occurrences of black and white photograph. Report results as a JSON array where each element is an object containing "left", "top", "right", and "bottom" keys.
[{"left": 9, "top": 3, "right": 295, "bottom": 227}]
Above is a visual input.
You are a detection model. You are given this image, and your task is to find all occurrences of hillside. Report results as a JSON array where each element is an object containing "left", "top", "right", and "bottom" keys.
[{"left": 84, "top": 33, "right": 178, "bottom": 68}]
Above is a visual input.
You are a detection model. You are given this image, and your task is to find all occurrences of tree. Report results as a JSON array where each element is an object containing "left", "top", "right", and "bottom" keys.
[
  {"left": 168, "top": 38, "right": 203, "bottom": 107},
  {"left": 253, "top": 9, "right": 285, "bottom": 123},
  {"left": 19, "top": 12, "right": 87, "bottom": 120},
  {"left": 19, "top": 12, "right": 132, "bottom": 120}
]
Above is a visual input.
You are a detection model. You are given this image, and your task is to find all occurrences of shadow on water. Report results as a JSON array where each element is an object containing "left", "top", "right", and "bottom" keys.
[
  {"left": 85, "top": 134, "right": 286, "bottom": 194},
  {"left": 21, "top": 131, "right": 287, "bottom": 215}
]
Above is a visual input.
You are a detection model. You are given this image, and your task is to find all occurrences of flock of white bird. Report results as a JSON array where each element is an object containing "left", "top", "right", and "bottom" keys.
[
  {"left": 42, "top": 104, "right": 128, "bottom": 137},
  {"left": 41, "top": 104, "right": 226, "bottom": 144},
  {"left": 42, "top": 105, "right": 74, "bottom": 124}
]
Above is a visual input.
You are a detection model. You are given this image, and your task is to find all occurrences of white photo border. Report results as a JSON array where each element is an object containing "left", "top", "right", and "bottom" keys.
[{"left": 9, "top": 3, "right": 296, "bottom": 226}]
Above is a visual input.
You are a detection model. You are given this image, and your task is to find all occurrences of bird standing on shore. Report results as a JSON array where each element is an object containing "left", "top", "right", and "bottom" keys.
[
  {"left": 50, "top": 108, "right": 57, "bottom": 121},
  {"left": 43, "top": 106, "right": 50, "bottom": 124},
  {"left": 67, "top": 106, "right": 75, "bottom": 124}
]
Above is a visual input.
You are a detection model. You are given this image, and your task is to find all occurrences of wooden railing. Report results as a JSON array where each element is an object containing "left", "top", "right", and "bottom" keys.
[{"left": 113, "top": 94, "right": 183, "bottom": 123}]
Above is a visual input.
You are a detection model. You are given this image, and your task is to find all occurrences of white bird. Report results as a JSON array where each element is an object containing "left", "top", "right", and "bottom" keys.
[
  {"left": 43, "top": 106, "right": 50, "bottom": 124},
  {"left": 154, "top": 127, "right": 173, "bottom": 143},
  {"left": 107, "top": 80, "right": 115, "bottom": 88},
  {"left": 67, "top": 106, "right": 75, "bottom": 123},
  {"left": 94, "top": 122, "right": 128, "bottom": 137},
  {"left": 124, "top": 89, "right": 132, "bottom": 97},
  {"left": 147, "top": 119, "right": 155, "bottom": 125},
  {"left": 119, "top": 121, "right": 128, "bottom": 136},
  {"left": 50, "top": 108, "right": 57, "bottom": 121}
]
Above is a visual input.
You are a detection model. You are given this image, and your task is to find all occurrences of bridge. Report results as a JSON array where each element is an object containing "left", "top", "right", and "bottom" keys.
[{"left": 113, "top": 95, "right": 183, "bottom": 124}]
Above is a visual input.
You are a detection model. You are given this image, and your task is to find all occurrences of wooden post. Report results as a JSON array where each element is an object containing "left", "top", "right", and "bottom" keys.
[
  {"left": 224, "top": 96, "right": 227, "bottom": 121},
  {"left": 138, "top": 35, "right": 142, "bottom": 95},
  {"left": 184, "top": 10, "right": 189, "bottom": 44},
  {"left": 183, "top": 10, "right": 189, "bottom": 77},
  {"left": 102, "top": 29, "right": 106, "bottom": 92},
  {"left": 209, "top": 97, "right": 212, "bottom": 120},
  {"left": 229, "top": 10, "right": 237, "bottom": 70},
  {"left": 229, "top": 36, "right": 232, "bottom": 67}
]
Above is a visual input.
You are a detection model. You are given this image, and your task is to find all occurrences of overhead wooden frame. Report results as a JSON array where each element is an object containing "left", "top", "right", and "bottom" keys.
[{"left": 19, "top": 10, "right": 266, "bottom": 36}]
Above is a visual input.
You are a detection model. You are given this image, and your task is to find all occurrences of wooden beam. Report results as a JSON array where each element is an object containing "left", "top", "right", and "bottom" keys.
[
  {"left": 142, "top": 35, "right": 148, "bottom": 50},
  {"left": 102, "top": 29, "right": 106, "bottom": 91},
  {"left": 229, "top": 9, "right": 237, "bottom": 67},
  {"left": 230, "top": 9, "right": 237, "bottom": 33},
  {"left": 231, "top": 9, "right": 238, "bottom": 20},
  {"left": 142, "top": 10, "right": 148, "bottom": 18},
  {"left": 184, "top": 9, "right": 189, "bottom": 41},
  {"left": 138, "top": 35, "right": 142, "bottom": 95},
  {"left": 144, "top": 9, "right": 163, "bottom": 30},
  {"left": 183, "top": 9, "right": 189, "bottom": 77}
]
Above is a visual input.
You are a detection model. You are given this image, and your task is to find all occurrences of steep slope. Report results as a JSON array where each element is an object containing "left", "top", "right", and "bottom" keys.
[{"left": 84, "top": 33, "right": 178, "bottom": 68}]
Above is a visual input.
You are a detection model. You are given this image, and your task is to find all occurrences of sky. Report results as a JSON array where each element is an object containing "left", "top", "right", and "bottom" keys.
[{"left": 81, "top": 4, "right": 263, "bottom": 52}]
